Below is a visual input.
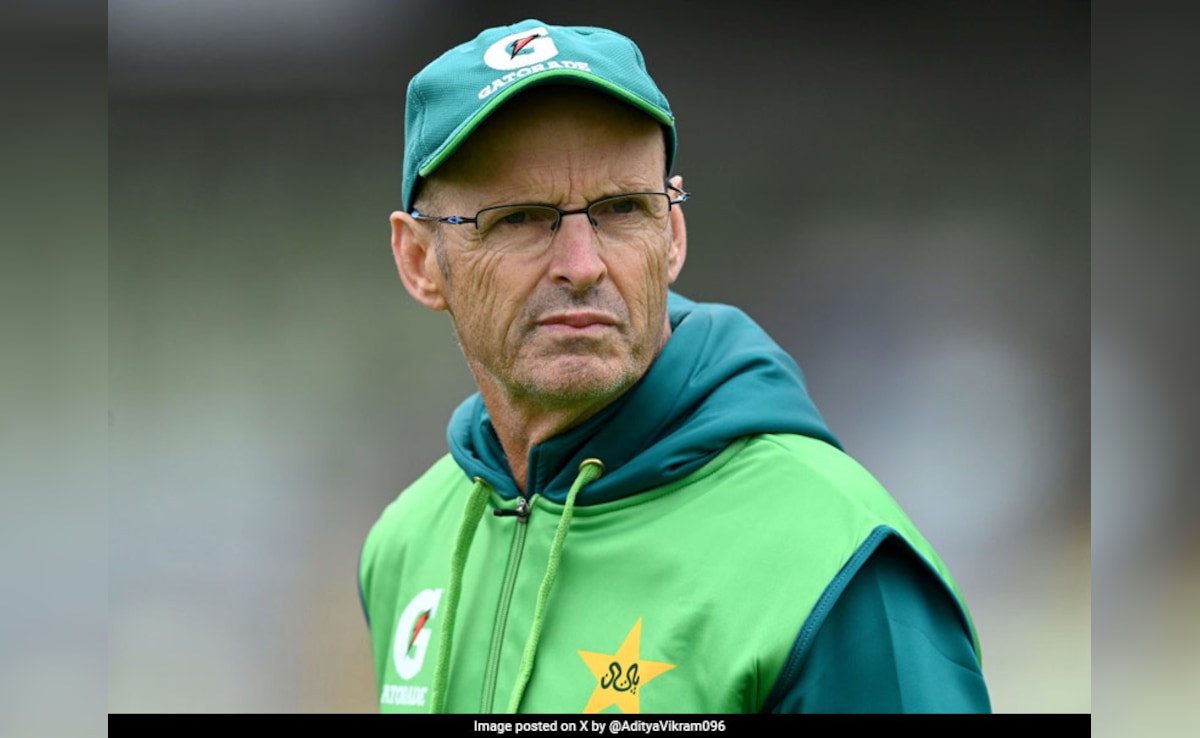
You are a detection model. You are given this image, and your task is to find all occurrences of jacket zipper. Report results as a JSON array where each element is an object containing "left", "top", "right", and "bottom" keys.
[{"left": 479, "top": 496, "right": 531, "bottom": 712}]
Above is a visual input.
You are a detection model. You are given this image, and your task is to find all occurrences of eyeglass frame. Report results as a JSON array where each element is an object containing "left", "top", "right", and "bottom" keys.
[{"left": 409, "top": 182, "right": 690, "bottom": 243}]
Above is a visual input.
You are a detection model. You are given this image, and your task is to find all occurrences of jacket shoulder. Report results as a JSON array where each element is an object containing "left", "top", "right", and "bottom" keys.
[
  {"left": 721, "top": 433, "right": 902, "bottom": 518},
  {"left": 719, "top": 433, "right": 981, "bottom": 661},
  {"left": 368, "top": 454, "right": 469, "bottom": 537},
  {"left": 359, "top": 454, "right": 470, "bottom": 613}
]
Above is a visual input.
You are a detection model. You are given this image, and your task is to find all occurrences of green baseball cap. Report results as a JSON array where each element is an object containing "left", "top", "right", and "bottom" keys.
[{"left": 402, "top": 19, "right": 677, "bottom": 211}]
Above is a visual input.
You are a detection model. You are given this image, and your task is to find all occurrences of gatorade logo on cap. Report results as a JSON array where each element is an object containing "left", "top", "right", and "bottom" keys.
[{"left": 483, "top": 26, "right": 559, "bottom": 70}]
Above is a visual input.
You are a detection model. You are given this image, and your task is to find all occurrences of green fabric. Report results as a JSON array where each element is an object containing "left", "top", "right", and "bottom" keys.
[
  {"left": 428, "top": 476, "right": 491, "bottom": 714},
  {"left": 506, "top": 460, "right": 604, "bottom": 713},
  {"left": 360, "top": 434, "right": 981, "bottom": 713}
]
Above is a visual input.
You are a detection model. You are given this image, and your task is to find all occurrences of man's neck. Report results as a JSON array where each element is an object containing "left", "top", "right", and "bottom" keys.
[{"left": 477, "top": 387, "right": 616, "bottom": 494}]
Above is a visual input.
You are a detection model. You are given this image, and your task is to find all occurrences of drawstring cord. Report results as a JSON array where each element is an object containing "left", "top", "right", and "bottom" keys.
[
  {"left": 429, "top": 460, "right": 605, "bottom": 714},
  {"left": 506, "top": 458, "right": 605, "bottom": 713},
  {"left": 428, "top": 476, "right": 492, "bottom": 714}
]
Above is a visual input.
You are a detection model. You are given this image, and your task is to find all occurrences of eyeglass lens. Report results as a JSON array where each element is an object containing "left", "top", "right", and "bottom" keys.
[{"left": 475, "top": 193, "right": 672, "bottom": 253}]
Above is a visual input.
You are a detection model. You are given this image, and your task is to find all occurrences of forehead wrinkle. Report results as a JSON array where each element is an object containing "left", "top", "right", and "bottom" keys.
[
  {"left": 558, "top": 145, "right": 662, "bottom": 207},
  {"left": 443, "top": 145, "right": 661, "bottom": 212},
  {"left": 432, "top": 89, "right": 665, "bottom": 210}
]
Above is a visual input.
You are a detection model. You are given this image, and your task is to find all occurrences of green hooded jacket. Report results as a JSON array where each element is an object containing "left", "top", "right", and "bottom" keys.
[{"left": 360, "top": 293, "right": 990, "bottom": 713}]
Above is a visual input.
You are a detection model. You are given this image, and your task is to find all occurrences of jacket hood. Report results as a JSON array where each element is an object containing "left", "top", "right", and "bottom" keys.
[{"left": 447, "top": 292, "right": 841, "bottom": 505}]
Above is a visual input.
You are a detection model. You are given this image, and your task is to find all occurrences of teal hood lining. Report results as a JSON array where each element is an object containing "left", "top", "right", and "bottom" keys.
[{"left": 447, "top": 292, "right": 840, "bottom": 506}]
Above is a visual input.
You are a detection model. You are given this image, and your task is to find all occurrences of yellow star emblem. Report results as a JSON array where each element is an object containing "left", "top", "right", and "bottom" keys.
[{"left": 577, "top": 618, "right": 676, "bottom": 714}]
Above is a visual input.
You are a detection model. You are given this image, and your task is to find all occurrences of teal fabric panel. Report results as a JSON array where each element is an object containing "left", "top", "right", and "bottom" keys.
[{"left": 769, "top": 540, "right": 990, "bottom": 714}]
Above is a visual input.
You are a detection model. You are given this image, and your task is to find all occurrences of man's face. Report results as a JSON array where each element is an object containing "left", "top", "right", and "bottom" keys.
[{"left": 399, "top": 88, "right": 686, "bottom": 413}]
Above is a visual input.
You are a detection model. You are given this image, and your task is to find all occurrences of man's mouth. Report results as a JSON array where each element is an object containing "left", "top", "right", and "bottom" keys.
[{"left": 537, "top": 312, "right": 619, "bottom": 332}]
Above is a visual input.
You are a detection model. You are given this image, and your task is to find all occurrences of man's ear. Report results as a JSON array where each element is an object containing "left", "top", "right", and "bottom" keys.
[
  {"left": 391, "top": 211, "right": 448, "bottom": 311},
  {"left": 666, "top": 175, "right": 687, "bottom": 284}
]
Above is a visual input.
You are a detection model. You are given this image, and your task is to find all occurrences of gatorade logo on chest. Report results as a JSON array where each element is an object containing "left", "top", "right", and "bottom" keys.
[{"left": 381, "top": 588, "right": 443, "bottom": 708}]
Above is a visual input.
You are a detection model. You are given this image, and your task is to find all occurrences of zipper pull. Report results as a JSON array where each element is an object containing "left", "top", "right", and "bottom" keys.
[{"left": 492, "top": 496, "right": 531, "bottom": 523}]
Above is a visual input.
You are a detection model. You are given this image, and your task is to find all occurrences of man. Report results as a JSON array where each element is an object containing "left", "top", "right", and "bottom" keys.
[{"left": 360, "top": 19, "right": 990, "bottom": 714}]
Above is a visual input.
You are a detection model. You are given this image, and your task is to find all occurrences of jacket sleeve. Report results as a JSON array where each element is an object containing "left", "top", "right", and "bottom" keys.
[{"left": 766, "top": 538, "right": 991, "bottom": 713}]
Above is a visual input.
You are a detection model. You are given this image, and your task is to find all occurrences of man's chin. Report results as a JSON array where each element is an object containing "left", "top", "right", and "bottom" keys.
[{"left": 514, "top": 357, "right": 636, "bottom": 407}]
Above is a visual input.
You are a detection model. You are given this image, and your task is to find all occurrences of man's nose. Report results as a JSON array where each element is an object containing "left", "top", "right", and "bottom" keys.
[{"left": 547, "top": 212, "right": 606, "bottom": 290}]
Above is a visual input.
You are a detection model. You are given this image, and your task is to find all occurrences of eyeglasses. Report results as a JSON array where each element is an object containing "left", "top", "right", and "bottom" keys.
[{"left": 411, "top": 182, "right": 690, "bottom": 255}]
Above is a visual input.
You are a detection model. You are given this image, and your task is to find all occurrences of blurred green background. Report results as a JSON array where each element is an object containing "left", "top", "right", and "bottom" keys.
[{"left": 107, "top": 1, "right": 1092, "bottom": 714}]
